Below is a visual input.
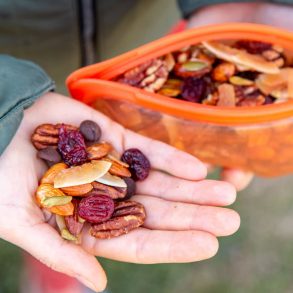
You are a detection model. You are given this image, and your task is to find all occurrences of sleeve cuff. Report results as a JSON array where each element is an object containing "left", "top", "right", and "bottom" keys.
[{"left": 0, "top": 55, "right": 55, "bottom": 154}]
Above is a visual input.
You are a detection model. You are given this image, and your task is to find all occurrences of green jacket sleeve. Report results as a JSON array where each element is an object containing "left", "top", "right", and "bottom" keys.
[
  {"left": 0, "top": 55, "right": 55, "bottom": 154},
  {"left": 177, "top": 0, "right": 293, "bottom": 18}
]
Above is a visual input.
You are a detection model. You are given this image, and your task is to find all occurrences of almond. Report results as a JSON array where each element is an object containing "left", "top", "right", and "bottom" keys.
[
  {"left": 103, "top": 158, "right": 131, "bottom": 177},
  {"left": 87, "top": 142, "right": 112, "bottom": 160},
  {"left": 36, "top": 183, "right": 74, "bottom": 216},
  {"left": 61, "top": 183, "right": 93, "bottom": 196}
]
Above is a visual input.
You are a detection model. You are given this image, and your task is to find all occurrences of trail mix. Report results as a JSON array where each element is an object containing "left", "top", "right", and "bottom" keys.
[
  {"left": 31, "top": 120, "right": 150, "bottom": 242},
  {"left": 116, "top": 40, "right": 293, "bottom": 106}
]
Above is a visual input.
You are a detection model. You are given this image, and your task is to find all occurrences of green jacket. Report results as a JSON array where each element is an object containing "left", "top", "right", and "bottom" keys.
[{"left": 0, "top": 0, "right": 292, "bottom": 154}]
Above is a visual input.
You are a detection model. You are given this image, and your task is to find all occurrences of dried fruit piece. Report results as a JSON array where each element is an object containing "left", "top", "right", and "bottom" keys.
[
  {"left": 212, "top": 62, "right": 236, "bottom": 82},
  {"left": 37, "top": 147, "right": 62, "bottom": 166},
  {"left": 123, "top": 177, "right": 136, "bottom": 200},
  {"left": 36, "top": 183, "right": 74, "bottom": 216},
  {"left": 90, "top": 201, "right": 145, "bottom": 239},
  {"left": 202, "top": 41, "right": 280, "bottom": 74},
  {"left": 217, "top": 83, "right": 236, "bottom": 107},
  {"left": 87, "top": 142, "right": 112, "bottom": 160},
  {"left": 61, "top": 183, "right": 93, "bottom": 196},
  {"left": 121, "top": 149, "right": 151, "bottom": 181},
  {"left": 58, "top": 125, "right": 88, "bottom": 166},
  {"left": 181, "top": 77, "right": 207, "bottom": 103},
  {"left": 41, "top": 163, "right": 68, "bottom": 184},
  {"left": 79, "top": 120, "right": 102, "bottom": 143},
  {"left": 78, "top": 194, "right": 115, "bottom": 224},
  {"left": 96, "top": 172, "right": 127, "bottom": 188},
  {"left": 54, "top": 160, "right": 112, "bottom": 188},
  {"left": 235, "top": 40, "right": 272, "bottom": 54}
]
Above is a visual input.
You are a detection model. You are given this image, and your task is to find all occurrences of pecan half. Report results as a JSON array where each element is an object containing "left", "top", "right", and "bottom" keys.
[
  {"left": 32, "top": 123, "right": 77, "bottom": 150},
  {"left": 90, "top": 201, "right": 145, "bottom": 239},
  {"left": 91, "top": 182, "right": 127, "bottom": 199}
]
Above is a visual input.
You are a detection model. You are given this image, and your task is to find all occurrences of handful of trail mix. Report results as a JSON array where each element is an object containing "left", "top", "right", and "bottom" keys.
[
  {"left": 31, "top": 120, "right": 150, "bottom": 242},
  {"left": 116, "top": 40, "right": 293, "bottom": 107}
]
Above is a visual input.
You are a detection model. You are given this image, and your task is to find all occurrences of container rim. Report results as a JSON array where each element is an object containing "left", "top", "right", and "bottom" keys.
[{"left": 67, "top": 23, "right": 293, "bottom": 125}]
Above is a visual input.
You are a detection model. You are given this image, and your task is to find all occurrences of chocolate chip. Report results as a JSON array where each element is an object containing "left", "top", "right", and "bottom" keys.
[
  {"left": 123, "top": 177, "right": 136, "bottom": 200},
  {"left": 37, "top": 147, "right": 62, "bottom": 166},
  {"left": 79, "top": 120, "right": 101, "bottom": 142}
]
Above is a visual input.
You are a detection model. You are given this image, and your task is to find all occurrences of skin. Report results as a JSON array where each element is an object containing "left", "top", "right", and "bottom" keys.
[
  {"left": 188, "top": 2, "right": 293, "bottom": 191},
  {"left": 0, "top": 92, "right": 240, "bottom": 292}
]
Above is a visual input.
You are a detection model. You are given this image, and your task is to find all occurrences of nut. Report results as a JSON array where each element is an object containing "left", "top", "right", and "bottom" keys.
[
  {"left": 87, "top": 142, "right": 112, "bottom": 160},
  {"left": 103, "top": 157, "right": 131, "bottom": 177},
  {"left": 212, "top": 62, "right": 236, "bottom": 82},
  {"left": 41, "top": 163, "right": 68, "bottom": 184},
  {"left": 31, "top": 124, "right": 77, "bottom": 150},
  {"left": 91, "top": 182, "right": 127, "bottom": 199},
  {"left": 90, "top": 201, "right": 146, "bottom": 239},
  {"left": 36, "top": 183, "right": 74, "bottom": 216},
  {"left": 61, "top": 183, "right": 93, "bottom": 196},
  {"left": 217, "top": 83, "right": 236, "bottom": 107}
]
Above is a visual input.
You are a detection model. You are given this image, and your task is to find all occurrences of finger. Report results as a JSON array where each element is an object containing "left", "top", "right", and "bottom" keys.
[
  {"left": 137, "top": 171, "right": 237, "bottom": 206},
  {"left": 134, "top": 195, "right": 240, "bottom": 236},
  {"left": 221, "top": 168, "right": 254, "bottom": 191},
  {"left": 124, "top": 129, "right": 207, "bottom": 180},
  {"left": 82, "top": 228, "right": 218, "bottom": 263},
  {"left": 16, "top": 223, "right": 107, "bottom": 292}
]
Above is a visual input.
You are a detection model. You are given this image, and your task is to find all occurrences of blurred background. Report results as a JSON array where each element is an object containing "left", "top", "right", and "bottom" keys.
[{"left": 1, "top": 0, "right": 293, "bottom": 292}]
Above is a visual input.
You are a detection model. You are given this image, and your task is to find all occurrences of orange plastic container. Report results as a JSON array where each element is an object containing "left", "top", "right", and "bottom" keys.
[{"left": 67, "top": 23, "right": 293, "bottom": 177}]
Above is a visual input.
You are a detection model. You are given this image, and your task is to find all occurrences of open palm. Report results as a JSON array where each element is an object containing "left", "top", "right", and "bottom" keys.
[{"left": 0, "top": 92, "right": 240, "bottom": 292}]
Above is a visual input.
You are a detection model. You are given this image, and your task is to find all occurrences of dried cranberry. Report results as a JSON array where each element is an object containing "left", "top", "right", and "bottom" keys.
[
  {"left": 181, "top": 77, "right": 206, "bottom": 103},
  {"left": 58, "top": 125, "right": 88, "bottom": 166},
  {"left": 78, "top": 194, "right": 114, "bottom": 224},
  {"left": 121, "top": 149, "right": 150, "bottom": 181},
  {"left": 235, "top": 40, "right": 272, "bottom": 54}
]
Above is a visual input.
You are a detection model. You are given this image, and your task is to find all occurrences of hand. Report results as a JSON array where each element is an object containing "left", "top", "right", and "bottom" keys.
[{"left": 0, "top": 92, "right": 240, "bottom": 292}]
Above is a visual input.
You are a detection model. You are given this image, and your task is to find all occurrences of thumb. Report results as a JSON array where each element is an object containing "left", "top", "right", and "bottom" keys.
[{"left": 15, "top": 223, "right": 107, "bottom": 292}]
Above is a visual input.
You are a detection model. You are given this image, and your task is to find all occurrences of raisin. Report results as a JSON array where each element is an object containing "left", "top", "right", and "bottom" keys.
[
  {"left": 58, "top": 125, "right": 88, "bottom": 166},
  {"left": 123, "top": 177, "right": 136, "bottom": 199},
  {"left": 264, "top": 95, "right": 276, "bottom": 105},
  {"left": 121, "top": 149, "right": 150, "bottom": 181},
  {"left": 78, "top": 194, "right": 114, "bottom": 224},
  {"left": 79, "top": 120, "right": 101, "bottom": 143},
  {"left": 181, "top": 77, "right": 207, "bottom": 103},
  {"left": 235, "top": 40, "right": 272, "bottom": 54}
]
